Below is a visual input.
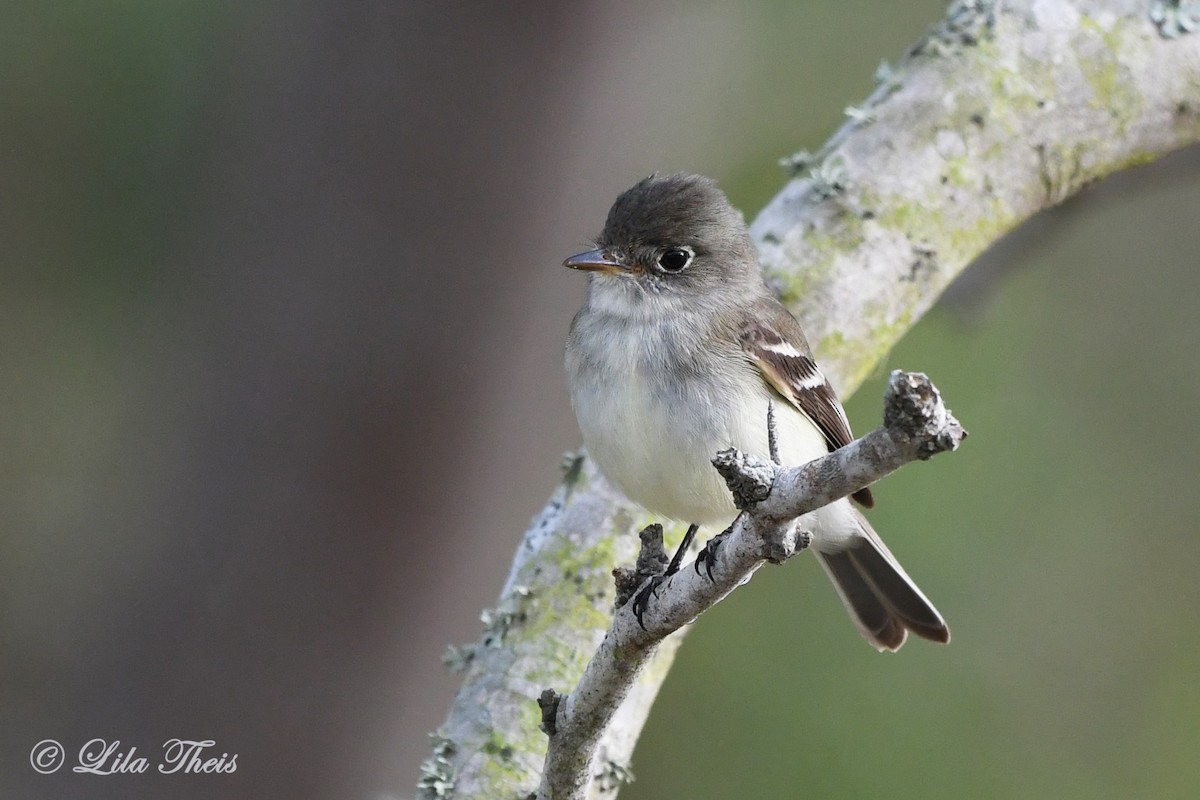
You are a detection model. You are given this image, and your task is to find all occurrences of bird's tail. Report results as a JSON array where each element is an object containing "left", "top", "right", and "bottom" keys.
[{"left": 813, "top": 507, "right": 950, "bottom": 652}]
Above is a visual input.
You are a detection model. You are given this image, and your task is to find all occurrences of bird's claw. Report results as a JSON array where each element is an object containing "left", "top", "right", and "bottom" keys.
[
  {"left": 629, "top": 522, "right": 701, "bottom": 630},
  {"left": 630, "top": 575, "right": 666, "bottom": 630},
  {"left": 694, "top": 532, "right": 727, "bottom": 582}
]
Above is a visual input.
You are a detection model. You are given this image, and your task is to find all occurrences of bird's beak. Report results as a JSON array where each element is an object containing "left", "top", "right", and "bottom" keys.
[{"left": 562, "top": 248, "right": 628, "bottom": 275}]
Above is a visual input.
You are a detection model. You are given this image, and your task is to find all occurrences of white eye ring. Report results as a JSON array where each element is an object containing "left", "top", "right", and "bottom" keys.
[{"left": 657, "top": 246, "right": 694, "bottom": 273}]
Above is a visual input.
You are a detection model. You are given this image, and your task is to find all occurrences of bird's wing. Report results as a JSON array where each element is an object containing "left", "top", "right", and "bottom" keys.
[{"left": 738, "top": 312, "right": 874, "bottom": 508}]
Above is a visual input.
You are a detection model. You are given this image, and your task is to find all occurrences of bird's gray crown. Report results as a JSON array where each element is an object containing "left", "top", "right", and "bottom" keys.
[
  {"left": 587, "top": 173, "right": 762, "bottom": 307},
  {"left": 599, "top": 173, "right": 748, "bottom": 256}
]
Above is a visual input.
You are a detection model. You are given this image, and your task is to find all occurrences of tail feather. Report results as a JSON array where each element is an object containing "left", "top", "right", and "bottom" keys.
[
  {"left": 815, "top": 551, "right": 907, "bottom": 651},
  {"left": 815, "top": 509, "right": 949, "bottom": 652}
]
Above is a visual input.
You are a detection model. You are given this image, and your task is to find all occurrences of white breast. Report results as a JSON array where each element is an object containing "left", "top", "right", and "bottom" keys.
[{"left": 567, "top": 306, "right": 833, "bottom": 528}]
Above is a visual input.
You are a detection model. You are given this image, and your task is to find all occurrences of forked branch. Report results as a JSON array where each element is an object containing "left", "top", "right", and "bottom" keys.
[{"left": 536, "top": 371, "right": 966, "bottom": 800}]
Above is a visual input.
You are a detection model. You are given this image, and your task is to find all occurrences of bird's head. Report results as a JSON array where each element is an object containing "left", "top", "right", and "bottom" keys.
[{"left": 563, "top": 174, "right": 761, "bottom": 312}]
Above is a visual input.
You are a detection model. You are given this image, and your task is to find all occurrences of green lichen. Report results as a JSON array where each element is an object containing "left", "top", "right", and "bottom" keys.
[
  {"left": 941, "top": 153, "right": 973, "bottom": 189},
  {"left": 918, "top": 0, "right": 999, "bottom": 56},
  {"left": 514, "top": 536, "right": 622, "bottom": 659},
  {"left": 773, "top": 217, "right": 869, "bottom": 310},
  {"left": 872, "top": 58, "right": 907, "bottom": 105},
  {"left": 1078, "top": 17, "right": 1141, "bottom": 136},
  {"left": 944, "top": 32, "right": 1052, "bottom": 140},
  {"left": 482, "top": 732, "right": 517, "bottom": 761},
  {"left": 807, "top": 156, "right": 849, "bottom": 200},
  {"left": 499, "top": 504, "right": 686, "bottom": 686},
  {"left": 869, "top": 179, "right": 1014, "bottom": 268},
  {"left": 773, "top": 235, "right": 832, "bottom": 308},
  {"left": 812, "top": 183, "right": 1024, "bottom": 390},
  {"left": 417, "top": 733, "right": 457, "bottom": 799},
  {"left": 1172, "top": 100, "right": 1200, "bottom": 138},
  {"left": 477, "top": 759, "right": 527, "bottom": 791},
  {"left": 872, "top": 197, "right": 924, "bottom": 239},
  {"left": 1150, "top": 1, "right": 1200, "bottom": 38},
  {"left": 819, "top": 308, "right": 914, "bottom": 393},
  {"left": 569, "top": 533, "right": 621, "bottom": 575},
  {"left": 827, "top": 215, "right": 869, "bottom": 251},
  {"left": 1035, "top": 141, "right": 1087, "bottom": 204},
  {"left": 875, "top": 59, "right": 896, "bottom": 84},
  {"left": 560, "top": 450, "right": 586, "bottom": 489},
  {"left": 993, "top": 59, "right": 1053, "bottom": 123},
  {"left": 441, "top": 643, "right": 476, "bottom": 674},
  {"left": 475, "top": 731, "right": 531, "bottom": 789},
  {"left": 981, "top": 138, "right": 1005, "bottom": 162},
  {"left": 520, "top": 697, "right": 545, "bottom": 734},
  {"left": 955, "top": 194, "right": 1016, "bottom": 255},
  {"left": 596, "top": 760, "right": 636, "bottom": 791},
  {"left": 480, "top": 586, "right": 533, "bottom": 649},
  {"left": 778, "top": 149, "right": 815, "bottom": 176},
  {"left": 844, "top": 105, "right": 875, "bottom": 125}
]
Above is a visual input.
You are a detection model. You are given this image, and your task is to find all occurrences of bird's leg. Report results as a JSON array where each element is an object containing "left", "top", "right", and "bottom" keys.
[
  {"left": 694, "top": 405, "right": 782, "bottom": 583},
  {"left": 767, "top": 398, "right": 780, "bottom": 464},
  {"left": 630, "top": 523, "right": 699, "bottom": 629},
  {"left": 664, "top": 523, "right": 699, "bottom": 576}
]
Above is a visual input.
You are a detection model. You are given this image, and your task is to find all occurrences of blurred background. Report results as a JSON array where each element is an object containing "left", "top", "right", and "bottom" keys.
[{"left": 3, "top": 1, "right": 1199, "bottom": 798}]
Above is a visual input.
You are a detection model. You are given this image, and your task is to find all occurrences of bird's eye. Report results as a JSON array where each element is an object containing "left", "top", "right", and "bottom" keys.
[{"left": 657, "top": 247, "right": 693, "bottom": 273}]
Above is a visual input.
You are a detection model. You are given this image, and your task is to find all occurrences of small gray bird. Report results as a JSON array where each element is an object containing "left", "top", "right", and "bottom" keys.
[{"left": 563, "top": 173, "right": 948, "bottom": 651}]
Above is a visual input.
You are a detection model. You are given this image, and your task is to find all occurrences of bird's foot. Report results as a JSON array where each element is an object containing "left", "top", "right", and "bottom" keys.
[
  {"left": 630, "top": 575, "right": 666, "bottom": 630},
  {"left": 628, "top": 523, "right": 699, "bottom": 630},
  {"left": 694, "top": 531, "right": 728, "bottom": 582}
]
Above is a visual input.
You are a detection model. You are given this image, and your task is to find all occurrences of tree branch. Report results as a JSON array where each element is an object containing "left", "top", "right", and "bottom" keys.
[
  {"left": 756, "top": 0, "right": 1200, "bottom": 392},
  {"left": 536, "top": 372, "right": 965, "bottom": 800},
  {"left": 421, "top": 2, "right": 1200, "bottom": 797}
]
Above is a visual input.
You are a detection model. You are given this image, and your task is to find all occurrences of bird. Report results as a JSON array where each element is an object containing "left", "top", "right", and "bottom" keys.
[{"left": 562, "top": 173, "right": 949, "bottom": 651}]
